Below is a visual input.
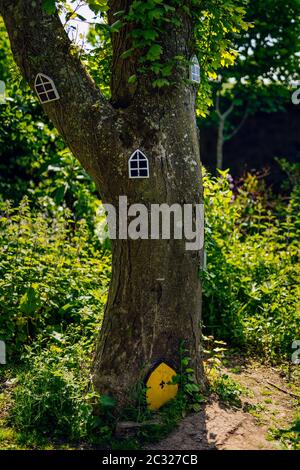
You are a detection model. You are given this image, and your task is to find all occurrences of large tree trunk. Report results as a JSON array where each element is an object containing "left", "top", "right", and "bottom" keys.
[
  {"left": 1, "top": 0, "right": 206, "bottom": 407},
  {"left": 93, "top": 88, "right": 205, "bottom": 404}
]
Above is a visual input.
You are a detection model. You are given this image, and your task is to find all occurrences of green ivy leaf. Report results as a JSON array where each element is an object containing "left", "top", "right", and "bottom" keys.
[
  {"left": 20, "top": 286, "right": 41, "bottom": 315},
  {"left": 128, "top": 74, "right": 137, "bottom": 84},
  {"left": 42, "top": 0, "right": 56, "bottom": 15},
  {"left": 153, "top": 78, "right": 170, "bottom": 88},
  {"left": 146, "top": 44, "right": 162, "bottom": 62},
  {"left": 143, "top": 29, "right": 159, "bottom": 41},
  {"left": 121, "top": 48, "right": 134, "bottom": 60},
  {"left": 99, "top": 395, "right": 116, "bottom": 409},
  {"left": 110, "top": 20, "right": 123, "bottom": 33}
]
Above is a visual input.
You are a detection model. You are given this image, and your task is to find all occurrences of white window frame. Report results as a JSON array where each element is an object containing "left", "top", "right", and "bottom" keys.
[
  {"left": 129, "top": 150, "right": 150, "bottom": 179},
  {"left": 34, "top": 73, "right": 60, "bottom": 104},
  {"left": 190, "top": 55, "right": 201, "bottom": 84}
]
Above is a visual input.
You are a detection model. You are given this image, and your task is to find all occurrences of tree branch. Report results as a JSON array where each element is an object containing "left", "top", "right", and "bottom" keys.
[
  {"left": 0, "top": 0, "right": 117, "bottom": 186},
  {"left": 226, "top": 107, "right": 249, "bottom": 140},
  {"left": 215, "top": 91, "right": 234, "bottom": 120}
]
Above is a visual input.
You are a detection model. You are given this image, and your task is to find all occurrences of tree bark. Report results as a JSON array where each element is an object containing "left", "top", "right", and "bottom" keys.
[
  {"left": 93, "top": 88, "right": 205, "bottom": 404},
  {"left": 216, "top": 117, "right": 225, "bottom": 170},
  {"left": 1, "top": 0, "right": 206, "bottom": 406},
  {"left": 215, "top": 93, "right": 234, "bottom": 170}
]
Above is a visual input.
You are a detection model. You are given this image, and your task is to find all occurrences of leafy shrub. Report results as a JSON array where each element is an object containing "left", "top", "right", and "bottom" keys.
[
  {"left": 210, "top": 373, "right": 244, "bottom": 407},
  {"left": 0, "top": 197, "right": 111, "bottom": 358},
  {"left": 202, "top": 169, "right": 300, "bottom": 360},
  {"left": 0, "top": 19, "right": 98, "bottom": 226},
  {"left": 11, "top": 338, "right": 99, "bottom": 441}
]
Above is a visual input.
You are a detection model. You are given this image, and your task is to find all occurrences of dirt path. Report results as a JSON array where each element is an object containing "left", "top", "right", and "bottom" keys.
[{"left": 148, "top": 360, "right": 299, "bottom": 450}]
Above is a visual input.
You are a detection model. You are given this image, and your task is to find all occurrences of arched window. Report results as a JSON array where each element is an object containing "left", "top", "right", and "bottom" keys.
[
  {"left": 0, "top": 80, "right": 5, "bottom": 104},
  {"left": 34, "top": 73, "right": 60, "bottom": 104},
  {"left": 129, "top": 150, "right": 149, "bottom": 179},
  {"left": 190, "top": 55, "right": 200, "bottom": 84}
]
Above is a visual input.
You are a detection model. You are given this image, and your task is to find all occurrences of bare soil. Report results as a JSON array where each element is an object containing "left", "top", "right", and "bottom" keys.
[{"left": 148, "top": 359, "right": 299, "bottom": 450}]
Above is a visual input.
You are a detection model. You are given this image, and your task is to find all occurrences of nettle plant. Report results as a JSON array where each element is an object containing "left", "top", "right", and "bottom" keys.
[{"left": 48, "top": 0, "right": 249, "bottom": 114}]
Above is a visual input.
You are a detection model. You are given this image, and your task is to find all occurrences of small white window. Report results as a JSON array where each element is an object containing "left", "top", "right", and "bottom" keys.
[
  {"left": 129, "top": 150, "right": 149, "bottom": 179},
  {"left": 0, "top": 80, "right": 5, "bottom": 104},
  {"left": 34, "top": 73, "right": 60, "bottom": 104},
  {"left": 190, "top": 55, "right": 200, "bottom": 84}
]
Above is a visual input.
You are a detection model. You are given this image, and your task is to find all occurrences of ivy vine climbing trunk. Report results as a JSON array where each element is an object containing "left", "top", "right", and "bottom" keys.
[{"left": 1, "top": 0, "right": 206, "bottom": 406}]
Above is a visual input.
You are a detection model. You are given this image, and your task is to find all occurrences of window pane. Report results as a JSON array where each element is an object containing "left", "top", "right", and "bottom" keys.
[
  {"left": 44, "top": 83, "right": 53, "bottom": 91},
  {"left": 139, "top": 161, "right": 148, "bottom": 169},
  {"left": 130, "top": 170, "right": 139, "bottom": 178},
  {"left": 41, "top": 77, "right": 51, "bottom": 84},
  {"left": 47, "top": 91, "right": 57, "bottom": 100},
  {"left": 39, "top": 93, "right": 48, "bottom": 102},
  {"left": 36, "top": 85, "right": 45, "bottom": 93}
]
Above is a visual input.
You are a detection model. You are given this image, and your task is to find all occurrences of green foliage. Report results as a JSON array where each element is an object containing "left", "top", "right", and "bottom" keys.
[
  {"left": 118, "top": 0, "right": 249, "bottom": 93},
  {"left": 173, "top": 341, "right": 205, "bottom": 413},
  {"left": 202, "top": 334, "right": 228, "bottom": 377},
  {"left": 202, "top": 0, "right": 300, "bottom": 138},
  {"left": 0, "top": 198, "right": 111, "bottom": 358},
  {"left": 202, "top": 168, "right": 300, "bottom": 360},
  {"left": 232, "top": 0, "right": 300, "bottom": 85},
  {"left": 9, "top": 341, "right": 205, "bottom": 447},
  {"left": 202, "top": 335, "right": 245, "bottom": 406},
  {"left": 195, "top": 0, "right": 249, "bottom": 115},
  {"left": 42, "top": 0, "right": 56, "bottom": 15},
  {"left": 0, "top": 18, "right": 98, "bottom": 226},
  {"left": 45, "top": 1, "right": 249, "bottom": 111},
  {"left": 278, "top": 158, "right": 300, "bottom": 194},
  {"left": 85, "top": 25, "right": 112, "bottom": 98},
  {"left": 0, "top": 18, "right": 14, "bottom": 82},
  {"left": 11, "top": 341, "right": 98, "bottom": 441},
  {"left": 0, "top": 79, "right": 98, "bottom": 223},
  {"left": 210, "top": 373, "right": 244, "bottom": 406},
  {"left": 269, "top": 412, "right": 300, "bottom": 450}
]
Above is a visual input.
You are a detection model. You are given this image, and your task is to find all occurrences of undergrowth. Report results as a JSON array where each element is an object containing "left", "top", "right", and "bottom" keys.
[
  {"left": 269, "top": 412, "right": 300, "bottom": 450},
  {"left": 202, "top": 167, "right": 300, "bottom": 361}
]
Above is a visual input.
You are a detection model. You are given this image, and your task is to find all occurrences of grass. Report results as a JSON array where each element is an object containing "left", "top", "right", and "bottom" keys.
[{"left": 269, "top": 413, "right": 300, "bottom": 450}]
